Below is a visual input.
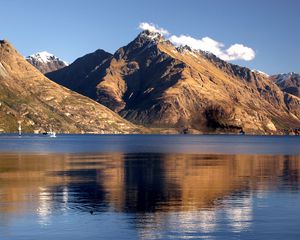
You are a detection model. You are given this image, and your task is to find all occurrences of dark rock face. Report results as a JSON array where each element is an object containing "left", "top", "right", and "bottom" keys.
[
  {"left": 46, "top": 32, "right": 300, "bottom": 134},
  {"left": 0, "top": 40, "right": 140, "bottom": 134},
  {"left": 271, "top": 73, "right": 300, "bottom": 98},
  {"left": 46, "top": 49, "right": 112, "bottom": 99},
  {"left": 26, "top": 51, "right": 68, "bottom": 74}
]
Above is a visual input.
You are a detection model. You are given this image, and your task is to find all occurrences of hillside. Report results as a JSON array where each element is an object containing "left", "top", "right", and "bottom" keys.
[
  {"left": 47, "top": 31, "right": 300, "bottom": 134},
  {"left": 46, "top": 49, "right": 112, "bottom": 100},
  {"left": 0, "top": 40, "right": 141, "bottom": 134}
]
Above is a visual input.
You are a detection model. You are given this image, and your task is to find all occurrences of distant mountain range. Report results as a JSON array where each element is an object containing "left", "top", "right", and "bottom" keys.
[
  {"left": 44, "top": 30, "right": 300, "bottom": 134},
  {"left": 0, "top": 40, "right": 141, "bottom": 134},
  {"left": 26, "top": 51, "right": 68, "bottom": 74},
  {"left": 1, "top": 30, "right": 299, "bottom": 134},
  {"left": 271, "top": 72, "right": 300, "bottom": 98}
]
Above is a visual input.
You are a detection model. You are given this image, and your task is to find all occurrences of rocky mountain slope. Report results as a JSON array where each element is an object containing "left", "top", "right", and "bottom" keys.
[
  {"left": 26, "top": 51, "right": 68, "bottom": 74},
  {"left": 0, "top": 40, "right": 141, "bottom": 134},
  {"left": 47, "top": 31, "right": 300, "bottom": 134},
  {"left": 46, "top": 49, "right": 112, "bottom": 99},
  {"left": 271, "top": 72, "right": 300, "bottom": 98}
]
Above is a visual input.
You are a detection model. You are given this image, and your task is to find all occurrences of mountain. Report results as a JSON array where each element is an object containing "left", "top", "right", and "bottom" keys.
[
  {"left": 271, "top": 72, "right": 300, "bottom": 98},
  {"left": 46, "top": 49, "right": 112, "bottom": 99},
  {"left": 26, "top": 51, "right": 68, "bottom": 74},
  {"left": 0, "top": 40, "right": 141, "bottom": 134},
  {"left": 47, "top": 31, "right": 300, "bottom": 133}
]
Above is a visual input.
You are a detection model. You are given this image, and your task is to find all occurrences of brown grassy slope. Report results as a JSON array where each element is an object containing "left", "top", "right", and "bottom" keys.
[
  {"left": 96, "top": 32, "right": 300, "bottom": 133},
  {"left": 0, "top": 40, "right": 141, "bottom": 133}
]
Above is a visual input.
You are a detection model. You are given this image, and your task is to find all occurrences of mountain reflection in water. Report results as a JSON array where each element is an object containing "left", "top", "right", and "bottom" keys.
[{"left": 1, "top": 153, "right": 300, "bottom": 239}]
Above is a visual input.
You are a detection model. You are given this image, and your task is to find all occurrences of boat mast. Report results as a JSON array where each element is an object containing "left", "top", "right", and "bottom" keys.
[{"left": 18, "top": 121, "right": 22, "bottom": 136}]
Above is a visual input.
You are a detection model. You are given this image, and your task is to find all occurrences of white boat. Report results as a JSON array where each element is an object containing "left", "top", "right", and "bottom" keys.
[
  {"left": 47, "top": 127, "right": 57, "bottom": 138},
  {"left": 18, "top": 121, "right": 22, "bottom": 136},
  {"left": 49, "top": 131, "right": 56, "bottom": 138}
]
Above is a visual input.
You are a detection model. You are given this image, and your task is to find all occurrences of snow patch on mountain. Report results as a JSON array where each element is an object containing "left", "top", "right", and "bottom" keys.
[
  {"left": 26, "top": 51, "right": 69, "bottom": 74},
  {"left": 251, "top": 69, "right": 270, "bottom": 77},
  {"left": 27, "top": 51, "right": 69, "bottom": 65},
  {"left": 274, "top": 72, "right": 298, "bottom": 84},
  {"left": 140, "top": 31, "right": 161, "bottom": 41},
  {"left": 138, "top": 22, "right": 256, "bottom": 62}
]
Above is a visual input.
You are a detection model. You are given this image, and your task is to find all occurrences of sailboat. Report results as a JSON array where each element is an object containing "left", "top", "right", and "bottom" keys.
[
  {"left": 18, "top": 121, "right": 22, "bottom": 136},
  {"left": 42, "top": 127, "right": 56, "bottom": 137},
  {"left": 48, "top": 127, "right": 56, "bottom": 138}
]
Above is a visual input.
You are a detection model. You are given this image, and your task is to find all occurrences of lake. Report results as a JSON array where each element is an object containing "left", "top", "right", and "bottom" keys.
[{"left": 0, "top": 135, "right": 300, "bottom": 239}]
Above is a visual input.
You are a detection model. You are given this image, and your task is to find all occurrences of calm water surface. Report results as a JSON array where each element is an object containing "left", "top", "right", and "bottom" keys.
[{"left": 0, "top": 135, "right": 300, "bottom": 239}]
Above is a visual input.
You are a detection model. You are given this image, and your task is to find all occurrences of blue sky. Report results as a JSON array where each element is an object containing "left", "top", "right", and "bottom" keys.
[{"left": 1, "top": 0, "right": 299, "bottom": 74}]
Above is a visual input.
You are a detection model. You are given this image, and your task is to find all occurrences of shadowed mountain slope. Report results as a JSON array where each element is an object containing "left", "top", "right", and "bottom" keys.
[
  {"left": 271, "top": 72, "right": 300, "bottom": 98},
  {"left": 47, "top": 31, "right": 300, "bottom": 133},
  {"left": 0, "top": 40, "right": 141, "bottom": 134}
]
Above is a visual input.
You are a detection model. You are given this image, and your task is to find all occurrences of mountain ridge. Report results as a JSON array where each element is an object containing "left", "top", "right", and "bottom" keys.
[
  {"left": 41, "top": 32, "right": 300, "bottom": 133},
  {"left": 271, "top": 72, "right": 300, "bottom": 98},
  {"left": 46, "top": 49, "right": 113, "bottom": 100},
  {"left": 26, "top": 51, "right": 68, "bottom": 74},
  {"left": 0, "top": 40, "right": 142, "bottom": 134}
]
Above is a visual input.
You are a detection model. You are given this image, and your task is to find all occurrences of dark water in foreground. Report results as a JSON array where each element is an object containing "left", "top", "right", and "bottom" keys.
[{"left": 0, "top": 135, "right": 300, "bottom": 239}]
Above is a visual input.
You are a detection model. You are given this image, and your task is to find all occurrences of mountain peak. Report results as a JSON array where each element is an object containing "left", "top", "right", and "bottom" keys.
[
  {"left": 26, "top": 51, "right": 68, "bottom": 74},
  {"left": 273, "top": 72, "right": 300, "bottom": 84},
  {"left": 27, "top": 51, "right": 68, "bottom": 65},
  {"left": 28, "top": 51, "right": 55, "bottom": 63},
  {"left": 0, "top": 39, "right": 16, "bottom": 52},
  {"left": 277, "top": 72, "right": 297, "bottom": 76},
  {"left": 0, "top": 39, "right": 11, "bottom": 45},
  {"left": 0, "top": 39, "right": 8, "bottom": 45},
  {"left": 279, "top": 72, "right": 299, "bottom": 77},
  {"left": 137, "top": 30, "right": 166, "bottom": 44},
  {"left": 112, "top": 30, "right": 167, "bottom": 61},
  {"left": 271, "top": 72, "right": 300, "bottom": 98}
]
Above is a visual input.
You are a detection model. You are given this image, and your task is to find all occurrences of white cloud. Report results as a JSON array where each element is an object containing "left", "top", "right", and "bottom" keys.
[
  {"left": 169, "top": 34, "right": 255, "bottom": 61},
  {"left": 138, "top": 22, "right": 169, "bottom": 35},
  {"left": 138, "top": 22, "right": 256, "bottom": 61},
  {"left": 222, "top": 44, "right": 255, "bottom": 61},
  {"left": 169, "top": 35, "right": 224, "bottom": 57}
]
